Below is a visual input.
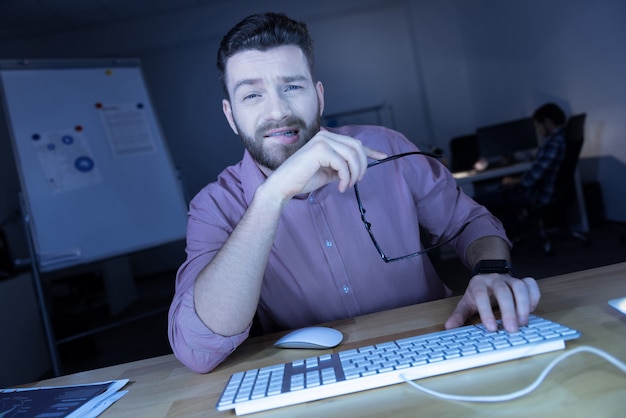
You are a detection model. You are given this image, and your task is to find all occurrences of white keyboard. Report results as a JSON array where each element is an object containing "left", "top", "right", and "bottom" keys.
[{"left": 216, "top": 315, "right": 580, "bottom": 415}]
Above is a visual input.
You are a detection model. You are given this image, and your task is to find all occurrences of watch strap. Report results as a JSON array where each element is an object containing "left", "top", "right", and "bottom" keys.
[{"left": 472, "top": 259, "right": 516, "bottom": 277}]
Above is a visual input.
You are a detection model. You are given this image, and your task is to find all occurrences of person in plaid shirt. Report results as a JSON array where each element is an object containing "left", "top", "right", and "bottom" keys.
[
  {"left": 501, "top": 103, "right": 567, "bottom": 208},
  {"left": 474, "top": 103, "right": 567, "bottom": 239}
]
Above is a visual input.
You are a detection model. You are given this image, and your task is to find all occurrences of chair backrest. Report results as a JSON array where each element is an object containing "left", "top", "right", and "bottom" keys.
[
  {"left": 552, "top": 113, "right": 586, "bottom": 204},
  {"left": 449, "top": 134, "right": 479, "bottom": 172}
]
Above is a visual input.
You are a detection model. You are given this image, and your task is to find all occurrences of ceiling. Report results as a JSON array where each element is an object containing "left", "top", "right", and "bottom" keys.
[{"left": 0, "top": 0, "right": 224, "bottom": 42}]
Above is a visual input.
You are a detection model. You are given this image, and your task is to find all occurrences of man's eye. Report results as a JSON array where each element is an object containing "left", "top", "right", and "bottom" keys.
[
  {"left": 284, "top": 85, "right": 302, "bottom": 92},
  {"left": 243, "top": 93, "right": 260, "bottom": 100}
]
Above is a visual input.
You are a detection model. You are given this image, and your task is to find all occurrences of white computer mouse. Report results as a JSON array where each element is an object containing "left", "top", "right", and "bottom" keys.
[{"left": 274, "top": 326, "right": 344, "bottom": 349}]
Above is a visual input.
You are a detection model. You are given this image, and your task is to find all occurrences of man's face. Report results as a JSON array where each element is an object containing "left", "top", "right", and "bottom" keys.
[{"left": 222, "top": 45, "right": 325, "bottom": 171}]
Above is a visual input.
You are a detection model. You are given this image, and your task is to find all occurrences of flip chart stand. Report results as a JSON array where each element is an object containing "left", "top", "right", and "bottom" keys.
[{"left": 20, "top": 192, "right": 62, "bottom": 376}]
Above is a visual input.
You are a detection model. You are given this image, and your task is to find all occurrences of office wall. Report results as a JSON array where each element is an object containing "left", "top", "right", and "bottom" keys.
[
  {"left": 1, "top": 0, "right": 625, "bottom": 253},
  {"left": 452, "top": 0, "right": 626, "bottom": 222}
]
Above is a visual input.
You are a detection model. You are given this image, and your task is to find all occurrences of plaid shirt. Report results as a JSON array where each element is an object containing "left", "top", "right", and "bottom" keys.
[{"left": 520, "top": 127, "right": 566, "bottom": 207}]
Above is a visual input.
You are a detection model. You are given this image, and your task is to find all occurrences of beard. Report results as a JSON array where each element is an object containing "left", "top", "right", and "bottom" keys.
[{"left": 237, "top": 115, "right": 321, "bottom": 171}]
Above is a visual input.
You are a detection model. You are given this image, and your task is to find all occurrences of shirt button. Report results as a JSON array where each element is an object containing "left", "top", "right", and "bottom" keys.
[
  {"left": 308, "top": 196, "right": 315, "bottom": 203},
  {"left": 325, "top": 240, "right": 333, "bottom": 248},
  {"left": 342, "top": 285, "right": 350, "bottom": 294}
]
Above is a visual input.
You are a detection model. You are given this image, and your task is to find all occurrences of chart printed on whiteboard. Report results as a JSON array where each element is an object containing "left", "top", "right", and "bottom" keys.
[{"left": 32, "top": 130, "right": 102, "bottom": 194}]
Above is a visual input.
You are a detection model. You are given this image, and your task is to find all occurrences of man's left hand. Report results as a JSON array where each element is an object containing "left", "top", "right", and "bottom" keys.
[{"left": 444, "top": 273, "right": 541, "bottom": 332}]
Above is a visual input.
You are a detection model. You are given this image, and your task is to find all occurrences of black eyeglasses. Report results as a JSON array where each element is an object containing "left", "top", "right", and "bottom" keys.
[{"left": 354, "top": 151, "right": 469, "bottom": 263}]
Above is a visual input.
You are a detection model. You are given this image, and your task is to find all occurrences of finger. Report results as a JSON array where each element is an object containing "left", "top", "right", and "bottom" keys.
[
  {"left": 363, "top": 145, "right": 388, "bottom": 165},
  {"left": 470, "top": 279, "right": 500, "bottom": 331},
  {"left": 489, "top": 277, "right": 519, "bottom": 332},
  {"left": 500, "top": 277, "right": 541, "bottom": 331},
  {"left": 510, "top": 280, "right": 531, "bottom": 326},
  {"left": 516, "top": 277, "right": 541, "bottom": 322},
  {"left": 312, "top": 132, "right": 368, "bottom": 188},
  {"left": 315, "top": 132, "right": 387, "bottom": 183},
  {"left": 522, "top": 277, "right": 541, "bottom": 310},
  {"left": 444, "top": 299, "right": 473, "bottom": 329},
  {"left": 315, "top": 151, "right": 355, "bottom": 193},
  {"left": 475, "top": 302, "right": 498, "bottom": 332}
]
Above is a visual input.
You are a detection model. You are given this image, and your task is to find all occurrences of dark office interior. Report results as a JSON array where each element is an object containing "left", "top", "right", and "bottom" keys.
[{"left": 1, "top": 0, "right": 626, "bottom": 388}]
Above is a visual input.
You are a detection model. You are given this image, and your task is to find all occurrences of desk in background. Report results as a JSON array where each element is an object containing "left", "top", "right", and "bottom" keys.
[
  {"left": 453, "top": 163, "right": 589, "bottom": 233},
  {"left": 452, "top": 161, "right": 532, "bottom": 197},
  {"left": 19, "top": 262, "right": 626, "bottom": 417}
]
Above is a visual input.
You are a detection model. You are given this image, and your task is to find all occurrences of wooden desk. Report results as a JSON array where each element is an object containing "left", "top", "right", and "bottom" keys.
[{"left": 23, "top": 263, "right": 626, "bottom": 417}]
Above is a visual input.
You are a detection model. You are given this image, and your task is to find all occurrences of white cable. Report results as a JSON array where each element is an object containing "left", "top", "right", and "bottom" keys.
[{"left": 400, "top": 345, "right": 626, "bottom": 403}]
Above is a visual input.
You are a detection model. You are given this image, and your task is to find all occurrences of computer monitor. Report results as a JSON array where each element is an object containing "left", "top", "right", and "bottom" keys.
[{"left": 476, "top": 117, "right": 538, "bottom": 166}]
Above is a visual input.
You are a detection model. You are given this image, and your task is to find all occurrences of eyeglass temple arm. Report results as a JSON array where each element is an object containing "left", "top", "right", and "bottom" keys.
[{"left": 366, "top": 151, "right": 443, "bottom": 168}]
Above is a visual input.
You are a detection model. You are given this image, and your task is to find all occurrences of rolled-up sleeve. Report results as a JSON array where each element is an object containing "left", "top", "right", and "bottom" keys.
[
  {"left": 454, "top": 210, "right": 510, "bottom": 265},
  {"left": 168, "top": 279, "right": 249, "bottom": 373}
]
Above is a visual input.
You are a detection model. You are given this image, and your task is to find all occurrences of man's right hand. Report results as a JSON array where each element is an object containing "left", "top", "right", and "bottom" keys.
[
  {"left": 194, "top": 130, "right": 386, "bottom": 337},
  {"left": 261, "top": 130, "right": 388, "bottom": 205}
]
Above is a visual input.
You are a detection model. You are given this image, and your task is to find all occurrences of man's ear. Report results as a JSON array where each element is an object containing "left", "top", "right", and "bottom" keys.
[
  {"left": 316, "top": 81, "right": 325, "bottom": 117},
  {"left": 222, "top": 99, "right": 239, "bottom": 135}
]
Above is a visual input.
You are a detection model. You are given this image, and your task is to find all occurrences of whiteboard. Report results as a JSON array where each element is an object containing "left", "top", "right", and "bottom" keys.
[{"left": 0, "top": 59, "right": 188, "bottom": 272}]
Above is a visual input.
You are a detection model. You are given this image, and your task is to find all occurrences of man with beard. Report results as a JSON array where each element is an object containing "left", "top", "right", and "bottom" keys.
[{"left": 168, "top": 12, "right": 540, "bottom": 373}]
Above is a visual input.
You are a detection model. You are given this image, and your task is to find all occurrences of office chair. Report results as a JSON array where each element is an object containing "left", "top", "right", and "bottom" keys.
[
  {"left": 449, "top": 134, "right": 479, "bottom": 172},
  {"left": 529, "top": 113, "right": 591, "bottom": 254}
]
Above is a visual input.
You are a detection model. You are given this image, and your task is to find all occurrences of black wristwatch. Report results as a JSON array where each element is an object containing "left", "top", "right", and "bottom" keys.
[{"left": 472, "top": 259, "right": 516, "bottom": 277}]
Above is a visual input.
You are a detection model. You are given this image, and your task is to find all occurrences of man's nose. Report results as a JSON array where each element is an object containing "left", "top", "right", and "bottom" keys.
[{"left": 265, "top": 92, "right": 292, "bottom": 121}]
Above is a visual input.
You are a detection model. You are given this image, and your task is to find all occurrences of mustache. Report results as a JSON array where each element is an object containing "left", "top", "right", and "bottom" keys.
[{"left": 257, "top": 117, "right": 307, "bottom": 136}]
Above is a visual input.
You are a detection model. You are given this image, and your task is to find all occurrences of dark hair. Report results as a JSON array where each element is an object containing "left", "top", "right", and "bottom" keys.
[
  {"left": 217, "top": 13, "right": 316, "bottom": 98},
  {"left": 533, "top": 103, "right": 566, "bottom": 126}
]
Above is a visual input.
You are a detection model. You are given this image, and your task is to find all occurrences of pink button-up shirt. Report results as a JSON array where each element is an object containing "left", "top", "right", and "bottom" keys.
[{"left": 168, "top": 125, "right": 509, "bottom": 373}]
